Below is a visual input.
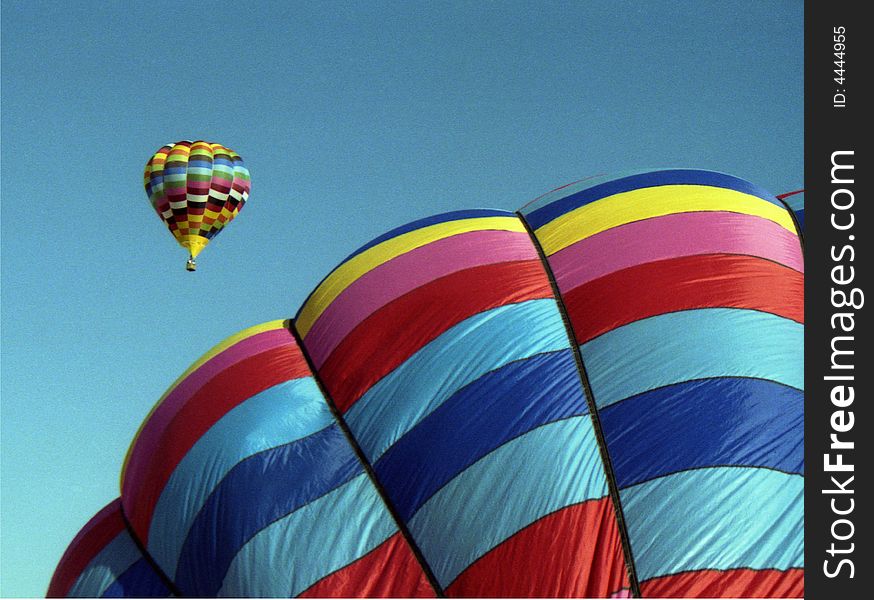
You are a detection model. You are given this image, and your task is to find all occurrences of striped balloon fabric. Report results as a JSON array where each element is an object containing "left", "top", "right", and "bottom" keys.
[
  {"left": 47, "top": 499, "right": 171, "bottom": 598},
  {"left": 119, "top": 320, "right": 434, "bottom": 598},
  {"left": 51, "top": 169, "right": 803, "bottom": 598},
  {"left": 519, "top": 170, "right": 803, "bottom": 597}
]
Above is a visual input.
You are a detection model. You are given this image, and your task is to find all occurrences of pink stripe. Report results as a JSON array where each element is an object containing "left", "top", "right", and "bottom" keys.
[
  {"left": 304, "top": 230, "right": 537, "bottom": 367},
  {"left": 610, "top": 589, "right": 633, "bottom": 598},
  {"left": 123, "top": 328, "right": 294, "bottom": 498},
  {"left": 550, "top": 211, "right": 804, "bottom": 293}
]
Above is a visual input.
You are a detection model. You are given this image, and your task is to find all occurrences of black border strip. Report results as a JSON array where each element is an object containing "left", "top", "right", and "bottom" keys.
[
  {"left": 516, "top": 211, "right": 642, "bottom": 597},
  {"left": 284, "top": 319, "right": 446, "bottom": 597},
  {"left": 118, "top": 503, "right": 184, "bottom": 597}
]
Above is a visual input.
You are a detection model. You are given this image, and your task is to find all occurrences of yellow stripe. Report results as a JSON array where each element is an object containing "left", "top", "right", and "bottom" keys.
[
  {"left": 119, "top": 319, "right": 289, "bottom": 487},
  {"left": 536, "top": 185, "right": 797, "bottom": 256},
  {"left": 165, "top": 320, "right": 289, "bottom": 395},
  {"left": 296, "top": 216, "right": 526, "bottom": 336}
]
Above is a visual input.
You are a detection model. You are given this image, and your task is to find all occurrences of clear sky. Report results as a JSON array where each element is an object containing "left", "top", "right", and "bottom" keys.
[{"left": 1, "top": 1, "right": 801, "bottom": 596}]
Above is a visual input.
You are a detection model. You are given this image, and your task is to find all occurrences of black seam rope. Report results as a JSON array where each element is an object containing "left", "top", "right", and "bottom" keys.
[
  {"left": 284, "top": 319, "right": 446, "bottom": 597},
  {"left": 776, "top": 194, "right": 806, "bottom": 252},
  {"left": 515, "top": 211, "right": 642, "bottom": 598},
  {"left": 118, "top": 503, "right": 184, "bottom": 597}
]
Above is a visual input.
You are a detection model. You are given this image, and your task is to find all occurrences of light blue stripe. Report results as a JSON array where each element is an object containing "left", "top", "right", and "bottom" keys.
[
  {"left": 68, "top": 530, "right": 142, "bottom": 598},
  {"left": 408, "top": 416, "right": 608, "bottom": 588},
  {"left": 346, "top": 299, "right": 569, "bottom": 461},
  {"left": 148, "top": 378, "right": 333, "bottom": 577},
  {"left": 621, "top": 467, "right": 804, "bottom": 581},
  {"left": 217, "top": 473, "right": 398, "bottom": 597},
  {"left": 186, "top": 166, "right": 214, "bottom": 176},
  {"left": 581, "top": 308, "right": 803, "bottom": 409}
]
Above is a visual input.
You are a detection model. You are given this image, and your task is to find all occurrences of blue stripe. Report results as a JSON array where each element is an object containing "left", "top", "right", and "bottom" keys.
[
  {"left": 162, "top": 166, "right": 188, "bottom": 176},
  {"left": 520, "top": 170, "right": 656, "bottom": 214},
  {"left": 793, "top": 209, "right": 805, "bottom": 230},
  {"left": 101, "top": 559, "right": 170, "bottom": 598},
  {"left": 581, "top": 308, "right": 803, "bottom": 409},
  {"left": 346, "top": 299, "right": 569, "bottom": 462},
  {"left": 376, "top": 349, "right": 587, "bottom": 521},
  {"left": 149, "top": 378, "right": 333, "bottom": 577},
  {"left": 68, "top": 530, "right": 143, "bottom": 598},
  {"left": 343, "top": 208, "right": 516, "bottom": 262},
  {"left": 174, "top": 424, "right": 362, "bottom": 596},
  {"left": 408, "top": 416, "right": 608, "bottom": 587},
  {"left": 524, "top": 169, "right": 782, "bottom": 229},
  {"left": 621, "top": 467, "right": 803, "bottom": 581},
  {"left": 600, "top": 377, "right": 804, "bottom": 489},
  {"left": 186, "top": 159, "right": 213, "bottom": 168},
  {"left": 218, "top": 473, "right": 398, "bottom": 597}
]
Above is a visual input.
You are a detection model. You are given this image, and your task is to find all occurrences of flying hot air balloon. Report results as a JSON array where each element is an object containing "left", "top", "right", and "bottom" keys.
[
  {"left": 144, "top": 141, "right": 250, "bottom": 271},
  {"left": 52, "top": 170, "right": 803, "bottom": 598}
]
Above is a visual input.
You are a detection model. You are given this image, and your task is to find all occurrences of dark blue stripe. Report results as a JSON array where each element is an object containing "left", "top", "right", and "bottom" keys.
[
  {"left": 174, "top": 424, "right": 362, "bottom": 596},
  {"left": 599, "top": 377, "right": 804, "bottom": 489},
  {"left": 375, "top": 349, "right": 588, "bottom": 522},
  {"left": 101, "top": 559, "right": 171, "bottom": 598},
  {"left": 793, "top": 209, "right": 805, "bottom": 230},
  {"left": 524, "top": 169, "right": 782, "bottom": 229}
]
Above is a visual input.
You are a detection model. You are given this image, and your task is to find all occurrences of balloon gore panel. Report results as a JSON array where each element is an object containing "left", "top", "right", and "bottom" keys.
[
  {"left": 520, "top": 169, "right": 804, "bottom": 598},
  {"left": 119, "top": 321, "right": 433, "bottom": 597},
  {"left": 297, "top": 210, "right": 631, "bottom": 597}
]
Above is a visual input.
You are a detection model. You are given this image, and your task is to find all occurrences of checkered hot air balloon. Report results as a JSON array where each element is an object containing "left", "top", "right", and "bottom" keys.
[{"left": 144, "top": 141, "right": 250, "bottom": 271}]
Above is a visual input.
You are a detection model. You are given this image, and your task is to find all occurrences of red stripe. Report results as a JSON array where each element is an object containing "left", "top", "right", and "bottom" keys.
[
  {"left": 124, "top": 344, "right": 311, "bottom": 544},
  {"left": 640, "top": 568, "right": 803, "bottom": 598},
  {"left": 299, "top": 532, "right": 436, "bottom": 598},
  {"left": 562, "top": 254, "right": 804, "bottom": 345},
  {"left": 319, "top": 260, "right": 554, "bottom": 413},
  {"left": 446, "top": 498, "right": 629, "bottom": 598},
  {"left": 48, "top": 500, "right": 126, "bottom": 597}
]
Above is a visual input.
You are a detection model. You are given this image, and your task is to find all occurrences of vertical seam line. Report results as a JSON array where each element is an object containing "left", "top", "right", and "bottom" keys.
[
  {"left": 515, "top": 212, "right": 642, "bottom": 598},
  {"left": 118, "top": 504, "right": 184, "bottom": 597},
  {"left": 284, "top": 319, "right": 446, "bottom": 597},
  {"left": 775, "top": 195, "right": 806, "bottom": 252}
]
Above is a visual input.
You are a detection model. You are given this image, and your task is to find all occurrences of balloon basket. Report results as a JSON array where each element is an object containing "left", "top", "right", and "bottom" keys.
[{"left": 186, "top": 257, "right": 197, "bottom": 272}]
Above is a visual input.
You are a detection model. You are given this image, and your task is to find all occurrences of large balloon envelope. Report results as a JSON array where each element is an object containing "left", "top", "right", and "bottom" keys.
[
  {"left": 144, "top": 140, "right": 250, "bottom": 271},
  {"left": 52, "top": 170, "right": 803, "bottom": 598}
]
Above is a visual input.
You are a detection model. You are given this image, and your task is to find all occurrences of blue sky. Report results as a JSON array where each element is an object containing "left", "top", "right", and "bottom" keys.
[{"left": 1, "top": 1, "right": 801, "bottom": 596}]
